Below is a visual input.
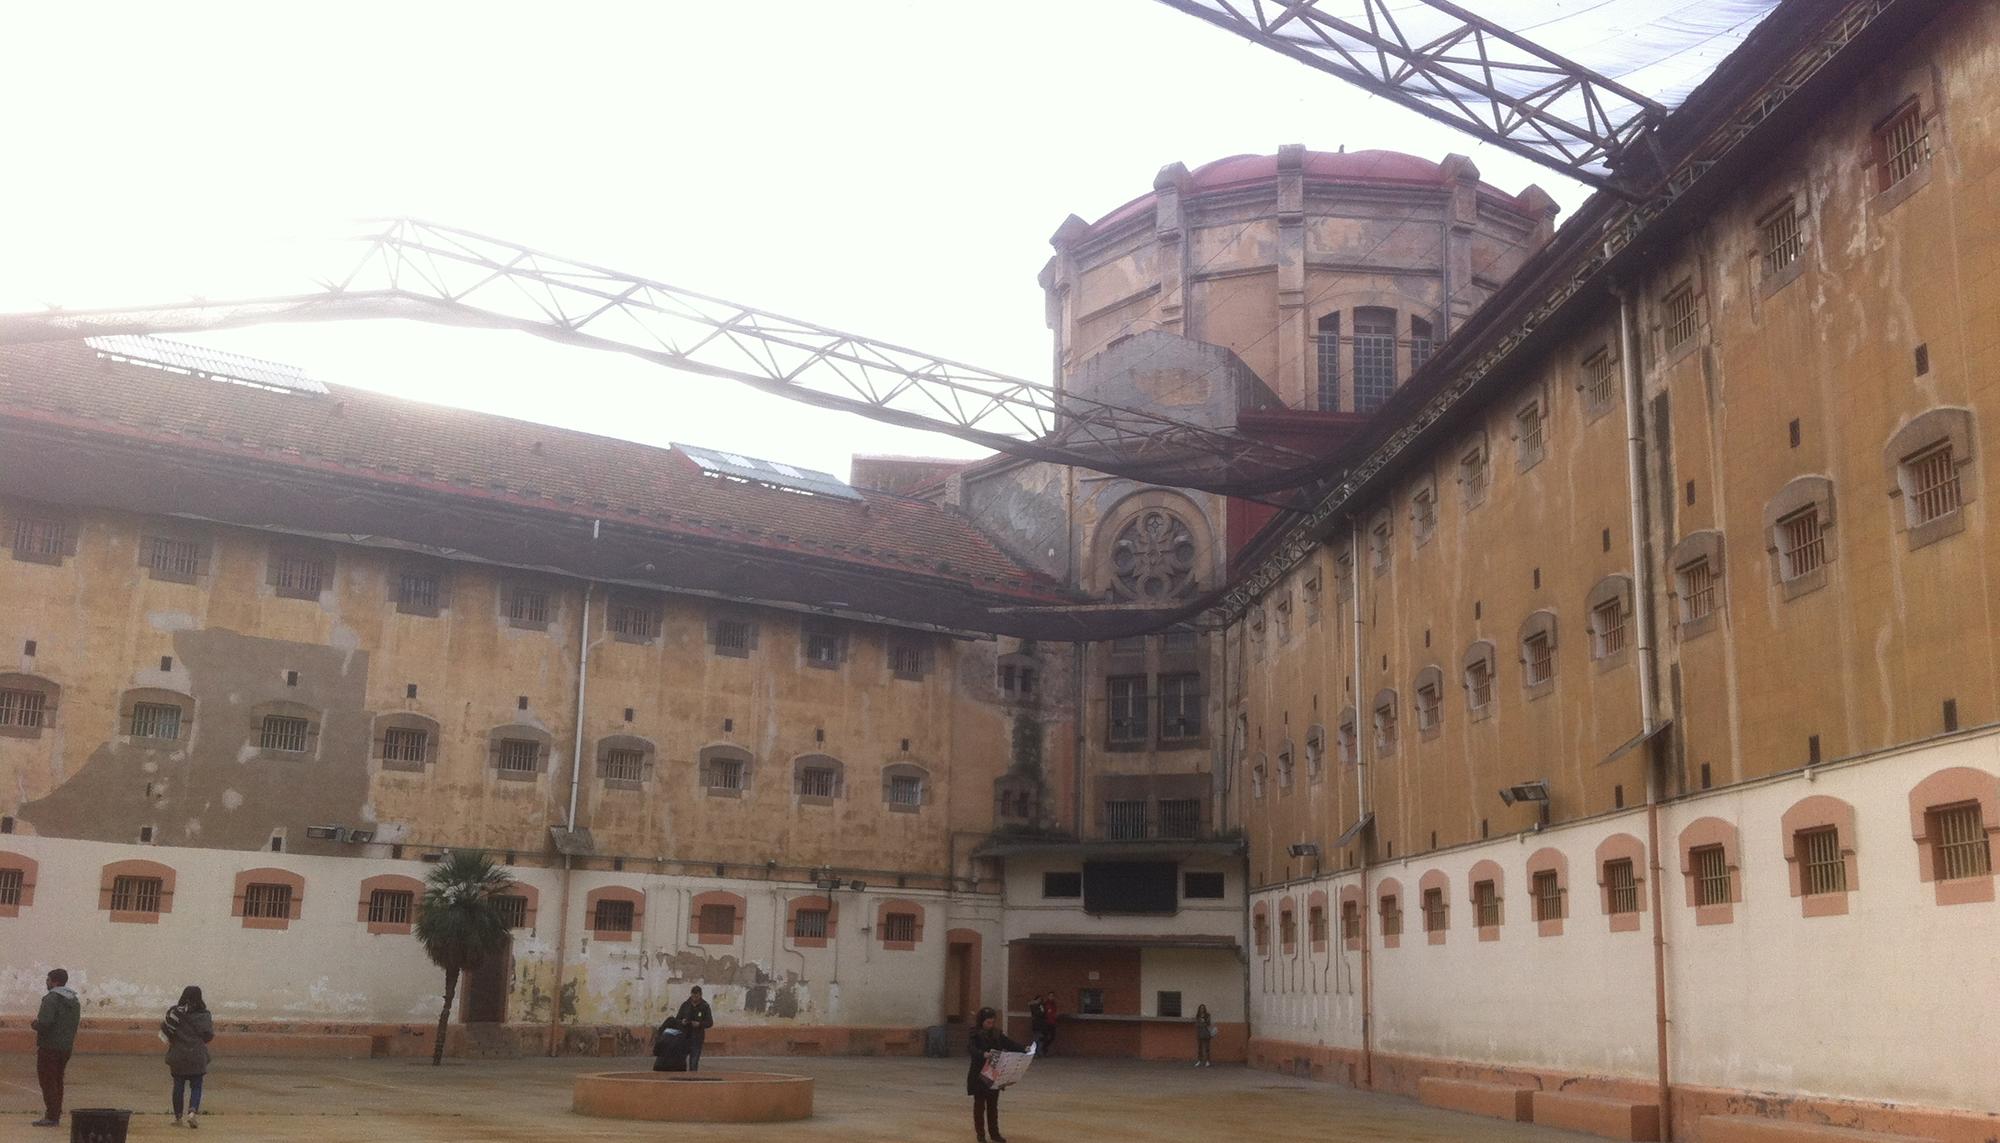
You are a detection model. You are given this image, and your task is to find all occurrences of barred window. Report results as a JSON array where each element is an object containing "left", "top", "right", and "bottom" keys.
[
  {"left": 11, "top": 516, "right": 70, "bottom": 563},
  {"left": 699, "top": 903, "right": 736, "bottom": 938},
  {"left": 130, "top": 702, "right": 182, "bottom": 741},
  {"left": 494, "top": 894, "right": 529, "bottom": 929},
  {"left": 1315, "top": 311, "right": 1342, "bottom": 411},
  {"left": 595, "top": 898, "right": 636, "bottom": 934},
  {"left": 1524, "top": 633, "right": 1554, "bottom": 686},
  {"left": 368, "top": 888, "right": 414, "bottom": 926},
  {"left": 707, "top": 756, "right": 744, "bottom": 791},
  {"left": 1158, "top": 798, "right": 1200, "bottom": 839},
  {"left": 1605, "top": 858, "right": 1639, "bottom": 914},
  {"left": 146, "top": 537, "right": 202, "bottom": 581},
  {"left": 0, "top": 868, "right": 22, "bottom": 907},
  {"left": 1105, "top": 799, "right": 1147, "bottom": 841},
  {"left": 1532, "top": 870, "right": 1564, "bottom": 921},
  {"left": 1373, "top": 698, "right": 1398, "bottom": 754},
  {"left": 1340, "top": 901, "right": 1360, "bottom": 942},
  {"left": 242, "top": 882, "right": 293, "bottom": 920},
  {"left": 506, "top": 586, "right": 550, "bottom": 626},
  {"left": 890, "top": 644, "right": 927, "bottom": 680},
  {"left": 608, "top": 600, "right": 660, "bottom": 640},
  {"left": 260, "top": 715, "right": 310, "bottom": 753},
  {"left": 1465, "top": 658, "right": 1494, "bottom": 709},
  {"left": 1929, "top": 803, "right": 1992, "bottom": 882},
  {"left": 714, "top": 619, "right": 751, "bottom": 655},
  {"left": 602, "top": 748, "right": 646, "bottom": 783},
  {"left": 1663, "top": 283, "right": 1697, "bottom": 352},
  {"left": 273, "top": 552, "right": 327, "bottom": 599},
  {"left": 798, "top": 766, "right": 839, "bottom": 799},
  {"left": 1161, "top": 627, "right": 1199, "bottom": 653},
  {"left": 1411, "top": 487, "right": 1437, "bottom": 544},
  {"left": 112, "top": 876, "right": 164, "bottom": 914},
  {"left": 1158, "top": 673, "right": 1202, "bottom": 742},
  {"left": 1473, "top": 880, "right": 1501, "bottom": 927},
  {"left": 1880, "top": 102, "right": 1930, "bottom": 189},
  {"left": 1336, "top": 716, "right": 1357, "bottom": 765},
  {"left": 1583, "top": 348, "right": 1616, "bottom": 415},
  {"left": 1107, "top": 676, "right": 1148, "bottom": 745},
  {"left": 1678, "top": 558, "right": 1718, "bottom": 622},
  {"left": 1693, "top": 844, "right": 1731, "bottom": 906},
  {"left": 497, "top": 738, "right": 540, "bottom": 774},
  {"left": 397, "top": 570, "right": 441, "bottom": 614},
  {"left": 383, "top": 727, "right": 428, "bottom": 765},
  {"left": 1371, "top": 518, "right": 1392, "bottom": 572},
  {"left": 1779, "top": 507, "right": 1826, "bottom": 580},
  {"left": 1905, "top": 444, "right": 1962, "bottom": 526},
  {"left": 1415, "top": 683, "right": 1441, "bottom": 732},
  {"left": 1422, "top": 887, "right": 1447, "bottom": 933},
  {"left": 804, "top": 626, "right": 843, "bottom": 667},
  {"left": 794, "top": 908, "right": 829, "bottom": 940},
  {"left": 1760, "top": 203, "right": 1803, "bottom": 279},
  {"left": 882, "top": 912, "right": 918, "bottom": 944},
  {"left": 886, "top": 773, "right": 924, "bottom": 807},
  {"left": 1354, "top": 307, "right": 1397, "bottom": 413},
  {"left": 1379, "top": 894, "right": 1402, "bottom": 937},
  {"left": 1593, "top": 599, "right": 1627, "bottom": 657},
  {"left": 1516, "top": 400, "right": 1544, "bottom": 463},
  {"left": 1461, "top": 445, "right": 1489, "bottom": 503},
  {"left": 1797, "top": 826, "right": 1847, "bottom": 896}
]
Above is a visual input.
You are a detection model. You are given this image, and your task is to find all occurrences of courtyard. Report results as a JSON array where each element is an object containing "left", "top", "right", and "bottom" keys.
[{"left": 0, "top": 1054, "right": 1584, "bottom": 1142}]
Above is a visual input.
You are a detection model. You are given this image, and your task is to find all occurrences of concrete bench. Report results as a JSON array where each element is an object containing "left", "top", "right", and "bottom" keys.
[
  {"left": 1530, "top": 1090, "right": 1662, "bottom": 1141},
  {"left": 1416, "top": 1076, "right": 1533, "bottom": 1122},
  {"left": 1694, "top": 1116, "right": 1936, "bottom": 1143}
]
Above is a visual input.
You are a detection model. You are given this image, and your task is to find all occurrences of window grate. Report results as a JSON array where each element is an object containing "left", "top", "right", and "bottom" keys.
[
  {"left": 1907, "top": 444, "right": 1961, "bottom": 525},
  {"left": 1516, "top": 402, "right": 1544, "bottom": 460},
  {"left": 506, "top": 587, "right": 550, "bottom": 625},
  {"left": 1594, "top": 600, "right": 1627, "bottom": 657},
  {"left": 804, "top": 629, "right": 842, "bottom": 666},
  {"left": 147, "top": 537, "right": 202, "bottom": 579},
  {"left": 1415, "top": 684, "right": 1441, "bottom": 731},
  {"left": 498, "top": 738, "right": 540, "bottom": 773},
  {"left": 1107, "top": 676, "right": 1148, "bottom": 744},
  {"left": 882, "top": 912, "right": 917, "bottom": 943},
  {"left": 1412, "top": 489, "right": 1436, "bottom": 541},
  {"left": 1473, "top": 881, "right": 1501, "bottom": 927},
  {"left": 890, "top": 644, "right": 926, "bottom": 679},
  {"left": 0, "top": 868, "right": 24, "bottom": 906},
  {"left": 112, "top": 875, "right": 164, "bottom": 914},
  {"left": 1461, "top": 447, "right": 1488, "bottom": 501},
  {"left": 1532, "top": 870, "right": 1563, "bottom": 921},
  {"left": 1930, "top": 803, "right": 1991, "bottom": 881},
  {"left": 261, "top": 715, "right": 310, "bottom": 752},
  {"left": 887, "top": 774, "right": 923, "bottom": 807},
  {"left": 1371, "top": 523, "right": 1392, "bottom": 572},
  {"left": 699, "top": 903, "right": 735, "bottom": 938},
  {"left": 1883, "top": 105, "right": 1930, "bottom": 187},
  {"left": 595, "top": 899, "right": 636, "bottom": 933},
  {"left": 368, "top": 889, "right": 413, "bottom": 925},
  {"left": 1374, "top": 702, "right": 1398, "bottom": 753},
  {"left": 243, "top": 882, "right": 292, "bottom": 919},
  {"left": 1680, "top": 558, "right": 1717, "bottom": 622},
  {"left": 1605, "top": 859, "right": 1639, "bottom": 914},
  {"left": 1158, "top": 798, "right": 1200, "bottom": 839},
  {"left": 1466, "top": 659, "right": 1493, "bottom": 709},
  {"left": 1161, "top": 627, "right": 1198, "bottom": 653},
  {"left": 602, "top": 748, "right": 646, "bottom": 783},
  {"left": 1105, "top": 799, "right": 1148, "bottom": 841},
  {"left": 1780, "top": 507, "right": 1825, "bottom": 580},
  {"left": 12, "top": 517, "right": 68, "bottom": 561},
  {"left": 494, "top": 894, "right": 529, "bottom": 929},
  {"left": 1422, "top": 887, "right": 1447, "bottom": 933},
  {"left": 707, "top": 756, "right": 744, "bottom": 791},
  {"left": 1380, "top": 895, "right": 1401, "bottom": 936},
  {"left": 1337, "top": 719, "right": 1357, "bottom": 765},
  {"left": 398, "top": 571, "right": 440, "bottom": 613},
  {"left": 1158, "top": 673, "right": 1202, "bottom": 741},
  {"left": 799, "top": 767, "right": 838, "bottom": 799},
  {"left": 1663, "top": 284, "right": 1697, "bottom": 352},
  {"left": 383, "top": 727, "right": 428, "bottom": 765},
  {"left": 1798, "top": 827, "right": 1846, "bottom": 895},
  {"left": 794, "top": 908, "right": 829, "bottom": 940},
  {"left": 275, "top": 553, "right": 326, "bottom": 597},
  {"left": 1584, "top": 349, "right": 1616, "bottom": 414},
  {"left": 1693, "top": 845, "right": 1731, "bottom": 906},
  {"left": 714, "top": 620, "right": 751, "bottom": 654},
  {"left": 608, "top": 602, "right": 659, "bottom": 639},
  {"left": 1761, "top": 204, "right": 1802, "bottom": 278},
  {"left": 130, "top": 702, "right": 182, "bottom": 740},
  {"left": 1525, "top": 633, "right": 1554, "bottom": 686},
  {"left": 1354, "top": 309, "right": 1397, "bottom": 413},
  {"left": 1314, "top": 313, "right": 1342, "bottom": 412}
]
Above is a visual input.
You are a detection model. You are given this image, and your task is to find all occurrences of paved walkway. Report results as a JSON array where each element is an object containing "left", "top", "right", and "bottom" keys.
[{"left": 1, "top": 1054, "right": 1584, "bottom": 1141}]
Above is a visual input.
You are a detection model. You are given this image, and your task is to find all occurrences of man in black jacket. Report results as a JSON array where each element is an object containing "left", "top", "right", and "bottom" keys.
[{"left": 674, "top": 986, "right": 715, "bottom": 1072}]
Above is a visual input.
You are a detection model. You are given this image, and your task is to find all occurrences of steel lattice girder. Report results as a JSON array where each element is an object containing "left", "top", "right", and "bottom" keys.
[
  {"left": 1154, "top": 0, "right": 1668, "bottom": 190},
  {"left": 0, "top": 219, "right": 1326, "bottom": 497}
]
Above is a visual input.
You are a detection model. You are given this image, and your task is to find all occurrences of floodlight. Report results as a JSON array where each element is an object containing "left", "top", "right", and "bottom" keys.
[
  {"left": 1499, "top": 780, "right": 1550, "bottom": 806},
  {"left": 304, "top": 825, "right": 343, "bottom": 841},
  {"left": 1287, "top": 842, "right": 1320, "bottom": 858},
  {"left": 347, "top": 829, "right": 377, "bottom": 844}
]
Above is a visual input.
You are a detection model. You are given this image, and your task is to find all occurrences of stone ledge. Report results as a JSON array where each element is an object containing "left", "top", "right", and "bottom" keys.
[
  {"left": 1531, "top": 1090, "right": 1661, "bottom": 1141},
  {"left": 1416, "top": 1076, "right": 1532, "bottom": 1122}
]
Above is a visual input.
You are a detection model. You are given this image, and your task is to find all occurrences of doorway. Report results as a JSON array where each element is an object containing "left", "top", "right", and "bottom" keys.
[{"left": 462, "top": 938, "right": 511, "bottom": 1024}]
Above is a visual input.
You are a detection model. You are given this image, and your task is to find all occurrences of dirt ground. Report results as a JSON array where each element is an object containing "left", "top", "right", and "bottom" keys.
[{"left": 1, "top": 1053, "right": 1591, "bottom": 1142}]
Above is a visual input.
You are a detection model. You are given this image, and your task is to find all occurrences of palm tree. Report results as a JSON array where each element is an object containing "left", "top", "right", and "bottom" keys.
[{"left": 413, "top": 850, "right": 515, "bottom": 1065}]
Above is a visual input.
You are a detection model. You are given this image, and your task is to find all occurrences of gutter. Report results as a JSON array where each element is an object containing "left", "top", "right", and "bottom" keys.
[
  {"left": 1350, "top": 519, "right": 1373, "bottom": 1089},
  {"left": 548, "top": 560, "right": 596, "bottom": 1056}
]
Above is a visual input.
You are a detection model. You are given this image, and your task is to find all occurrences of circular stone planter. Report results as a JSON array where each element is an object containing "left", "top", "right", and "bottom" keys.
[{"left": 571, "top": 1071, "right": 814, "bottom": 1122}]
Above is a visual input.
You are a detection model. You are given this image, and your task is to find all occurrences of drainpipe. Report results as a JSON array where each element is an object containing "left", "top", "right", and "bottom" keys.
[
  {"left": 1618, "top": 291, "right": 1673, "bottom": 1139},
  {"left": 1073, "top": 640, "right": 1086, "bottom": 837},
  {"left": 1349, "top": 520, "right": 1372, "bottom": 1089},
  {"left": 547, "top": 576, "right": 595, "bottom": 1056}
]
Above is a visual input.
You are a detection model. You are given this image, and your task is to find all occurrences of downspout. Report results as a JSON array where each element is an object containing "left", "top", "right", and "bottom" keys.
[
  {"left": 547, "top": 574, "right": 595, "bottom": 1056},
  {"left": 1073, "top": 640, "right": 1086, "bottom": 837},
  {"left": 1350, "top": 520, "right": 1372, "bottom": 1089},
  {"left": 1618, "top": 291, "right": 1672, "bottom": 1139}
]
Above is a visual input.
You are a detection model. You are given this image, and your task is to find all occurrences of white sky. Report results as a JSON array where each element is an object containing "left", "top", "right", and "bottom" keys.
[{"left": 1, "top": 1, "right": 1602, "bottom": 479}]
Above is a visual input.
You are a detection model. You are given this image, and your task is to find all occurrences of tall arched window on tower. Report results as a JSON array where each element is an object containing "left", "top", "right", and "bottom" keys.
[
  {"left": 1354, "top": 307, "right": 1398, "bottom": 412},
  {"left": 1314, "top": 312, "right": 1342, "bottom": 411}
]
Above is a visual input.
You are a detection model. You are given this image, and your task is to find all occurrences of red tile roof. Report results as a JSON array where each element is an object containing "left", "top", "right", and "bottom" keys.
[{"left": 0, "top": 341, "right": 1068, "bottom": 604}]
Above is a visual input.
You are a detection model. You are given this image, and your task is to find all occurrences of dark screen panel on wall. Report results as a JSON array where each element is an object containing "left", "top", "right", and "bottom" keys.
[{"left": 1083, "top": 861, "right": 1178, "bottom": 914}]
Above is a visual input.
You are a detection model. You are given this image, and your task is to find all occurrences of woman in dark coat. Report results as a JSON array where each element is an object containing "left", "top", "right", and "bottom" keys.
[
  {"left": 965, "top": 1006, "right": 1027, "bottom": 1143},
  {"left": 161, "top": 985, "right": 215, "bottom": 1128},
  {"left": 651, "top": 1015, "right": 692, "bottom": 1072}
]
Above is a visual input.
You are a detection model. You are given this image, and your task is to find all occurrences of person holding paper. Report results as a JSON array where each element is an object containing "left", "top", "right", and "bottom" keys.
[{"left": 965, "top": 1006, "right": 1028, "bottom": 1143}]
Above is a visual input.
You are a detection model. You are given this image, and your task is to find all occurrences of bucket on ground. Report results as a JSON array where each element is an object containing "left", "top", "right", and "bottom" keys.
[{"left": 68, "top": 1108, "right": 132, "bottom": 1143}]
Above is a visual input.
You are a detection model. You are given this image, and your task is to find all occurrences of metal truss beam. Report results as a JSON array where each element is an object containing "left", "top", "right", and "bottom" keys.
[
  {"left": 0, "top": 219, "right": 1324, "bottom": 496},
  {"left": 1154, "top": 0, "right": 1668, "bottom": 190}
]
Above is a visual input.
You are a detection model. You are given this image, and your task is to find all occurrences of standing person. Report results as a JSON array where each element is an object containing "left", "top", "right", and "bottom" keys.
[
  {"left": 965, "top": 1006, "right": 1026, "bottom": 1143},
  {"left": 1027, "top": 996, "right": 1049, "bottom": 1057},
  {"left": 29, "top": 968, "right": 80, "bottom": 1129},
  {"left": 1194, "top": 1003, "right": 1214, "bottom": 1067},
  {"left": 1035, "top": 992, "right": 1059, "bottom": 1057},
  {"left": 674, "top": 986, "right": 714, "bottom": 1072},
  {"left": 650, "top": 1016, "right": 692, "bottom": 1073},
  {"left": 161, "top": 986, "right": 215, "bottom": 1128}
]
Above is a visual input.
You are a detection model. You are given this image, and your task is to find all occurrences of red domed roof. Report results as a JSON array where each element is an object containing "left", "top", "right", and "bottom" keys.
[{"left": 1083, "top": 148, "right": 1535, "bottom": 235}]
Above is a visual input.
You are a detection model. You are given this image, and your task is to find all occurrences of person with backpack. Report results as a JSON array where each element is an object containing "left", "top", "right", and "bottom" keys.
[{"left": 161, "top": 986, "right": 215, "bottom": 1128}]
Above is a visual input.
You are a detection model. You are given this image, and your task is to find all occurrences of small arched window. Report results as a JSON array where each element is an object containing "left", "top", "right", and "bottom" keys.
[
  {"left": 487, "top": 724, "right": 551, "bottom": 781},
  {"left": 699, "top": 744, "right": 754, "bottom": 797},
  {"left": 1412, "top": 666, "right": 1444, "bottom": 737},
  {"left": 1304, "top": 724, "right": 1326, "bottom": 780},
  {"left": 1763, "top": 475, "right": 1836, "bottom": 599},
  {"left": 373, "top": 712, "right": 441, "bottom": 773},
  {"left": 882, "top": 761, "right": 930, "bottom": 812},
  {"left": 1668, "top": 531, "right": 1725, "bottom": 638},
  {"left": 1372, "top": 689, "right": 1399, "bottom": 756},
  {"left": 1884, "top": 406, "right": 1974, "bottom": 550},
  {"left": 794, "top": 754, "right": 845, "bottom": 803},
  {"left": 0, "top": 673, "right": 61, "bottom": 740},
  {"left": 119, "top": 688, "right": 192, "bottom": 745},
  {"left": 1518, "top": 612, "right": 1558, "bottom": 693},
  {"left": 250, "top": 700, "right": 323, "bottom": 761},
  {"left": 1585, "top": 575, "right": 1635, "bottom": 665},
  {"left": 595, "top": 735, "right": 656, "bottom": 789}
]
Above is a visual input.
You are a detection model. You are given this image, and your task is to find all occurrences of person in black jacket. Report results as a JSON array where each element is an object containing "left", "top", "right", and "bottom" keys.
[
  {"left": 674, "top": 986, "right": 715, "bottom": 1072},
  {"left": 650, "top": 1016, "right": 692, "bottom": 1072},
  {"left": 965, "top": 1006, "right": 1027, "bottom": 1143}
]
